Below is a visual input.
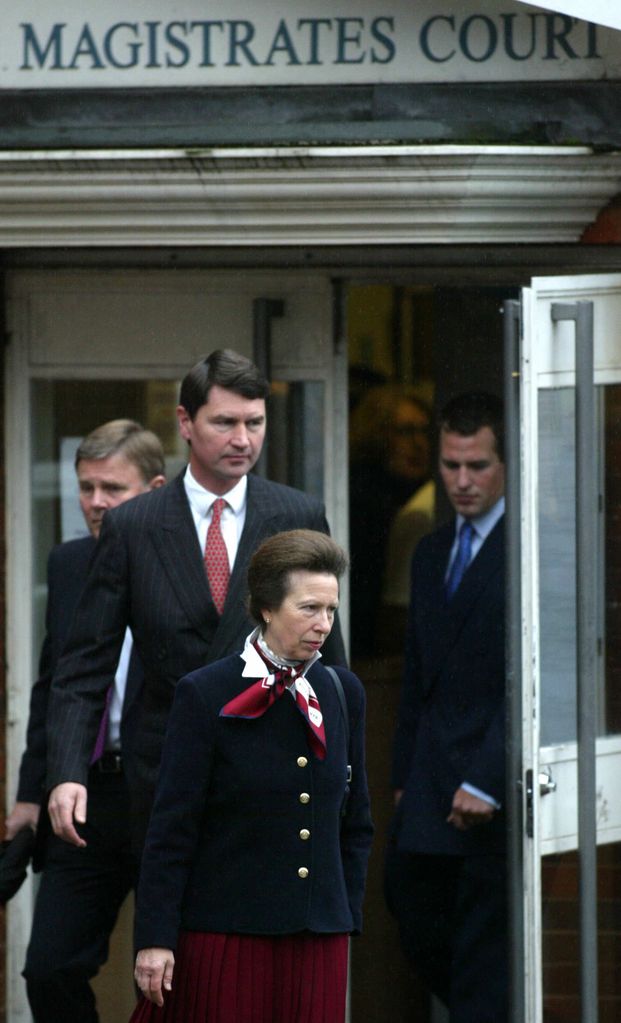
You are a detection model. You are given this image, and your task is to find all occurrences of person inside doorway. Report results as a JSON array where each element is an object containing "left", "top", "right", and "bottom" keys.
[
  {"left": 385, "top": 392, "right": 507, "bottom": 1023},
  {"left": 348, "top": 384, "right": 432, "bottom": 659}
]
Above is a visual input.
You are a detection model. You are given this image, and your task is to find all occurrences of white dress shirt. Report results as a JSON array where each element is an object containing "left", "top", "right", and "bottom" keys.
[
  {"left": 183, "top": 466, "right": 248, "bottom": 568},
  {"left": 106, "top": 627, "right": 133, "bottom": 750}
]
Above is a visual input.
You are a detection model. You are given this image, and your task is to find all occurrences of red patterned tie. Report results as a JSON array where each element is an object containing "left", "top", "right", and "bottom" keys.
[{"left": 204, "top": 498, "right": 230, "bottom": 615}]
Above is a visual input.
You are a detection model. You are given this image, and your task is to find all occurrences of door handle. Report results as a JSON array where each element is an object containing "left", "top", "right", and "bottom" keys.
[
  {"left": 524, "top": 767, "right": 557, "bottom": 837},
  {"left": 538, "top": 768, "right": 557, "bottom": 796}
]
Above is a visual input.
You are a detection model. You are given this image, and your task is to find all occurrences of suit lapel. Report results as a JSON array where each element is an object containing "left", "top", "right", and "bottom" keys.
[
  {"left": 420, "top": 517, "right": 504, "bottom": 688},
  {"left": 417, "top": 524, "right": 455, "bottom": 678},
  {"left": 149, "top": 474, "right": 217, "bottom": 641},
  {"left": 446, "top": 516, "right": 504, "bottom": 625},
  {"left": 209, "top": 475, "right": 284, "bottom": 659},
  {"left": 226, "top": 475, "right": 275, "bottom": 602},
  {"left": 148, "top": 473, "right": 292, "bottom": 655}
]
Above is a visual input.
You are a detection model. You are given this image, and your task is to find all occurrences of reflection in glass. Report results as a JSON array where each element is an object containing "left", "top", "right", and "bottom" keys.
[
  {"left": 538, "top": 387, "right": 578, "bottom": 745},
  {"left": 30, "top": 378, "right": 184, "bottom": 664},
  {"left": 266, "top": 381, "right": 324, "bottom": 499},
  {"left": 540, "top": 386, "right": 613, "bottom": 748}
]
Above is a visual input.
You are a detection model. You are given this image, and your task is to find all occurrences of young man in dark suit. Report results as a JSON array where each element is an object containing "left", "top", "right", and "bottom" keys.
[
  {"left": 5, "top": 419, "right": 166, "bottom": 1023},
  {"left": 46, "top": 349, "right": 346, "bottom": 860},
  {"left": 386, "top": 392, "right": 506, "bottom": 1023}
]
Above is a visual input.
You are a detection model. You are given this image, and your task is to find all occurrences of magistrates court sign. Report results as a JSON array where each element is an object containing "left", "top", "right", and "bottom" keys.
[{"left": 4, "top": 0, "right": 621, "bottom": 88}]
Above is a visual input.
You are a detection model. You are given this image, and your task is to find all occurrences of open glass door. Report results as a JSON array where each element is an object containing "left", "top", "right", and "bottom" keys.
[{"left": 517, "top": 273, "right": 621, "bottom": 1023}]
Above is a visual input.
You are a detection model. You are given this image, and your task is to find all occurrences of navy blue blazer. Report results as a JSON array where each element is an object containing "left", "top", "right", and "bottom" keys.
[
  {"left": 391, "top": 516, "right": 505, "bottom": 856},
  {"left": 134, "top": 656, "right": 373, "bottom": 952},
  {"left": 17, "top": 535, "right": 143, "bottom": 805},
  {"left": 47, "top": 473, "right": 347, "bottom": 830}
]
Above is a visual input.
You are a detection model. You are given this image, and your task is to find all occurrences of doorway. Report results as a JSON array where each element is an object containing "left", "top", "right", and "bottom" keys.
[
  {"left": 4, "top": 266, "right": 344, "bottom": 1023},
  {"left": 345, "top": 282, "right": 510, "bottom": 1023},
  {"left": 7, "top": 262, "right": 621, "bottom": 1023}
]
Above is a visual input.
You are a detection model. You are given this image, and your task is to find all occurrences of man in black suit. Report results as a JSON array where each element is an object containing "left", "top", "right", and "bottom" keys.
[
  {"left": 47, "top": 349, "right": 346, "bottom": 858},
  {"left": 386, "top": 393, "right": 506, "bottom": 1023},
  {"left": 5, "top": 419, "right": 166, "bottom": 1023}
]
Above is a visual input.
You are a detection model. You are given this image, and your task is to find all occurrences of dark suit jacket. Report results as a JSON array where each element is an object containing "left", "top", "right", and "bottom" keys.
[
  {"left": 47, "top": 473, "right": 346, "bottom": 831},
  {"left": 134, "top": 657, "right": 373, "bottom": 951},
  {"left": 391, "top": 516, "right": 505, "bottom": 856},
  {"left": 17, "top": 535, "right": 143, "bottom": 870},
  {"left": 18, "top": 536, "right": 143, "bottom": 804}
]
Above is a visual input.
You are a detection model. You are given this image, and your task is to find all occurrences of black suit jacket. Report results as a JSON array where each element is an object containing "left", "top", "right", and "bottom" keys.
[
  {"left": 47, "top": 473, "right": 346, "bottom": 829},
  {"left": 391, "top": 516, "right": 505, "bottom": 856},
  {"left": 134, "top": 657, "right": 373, "bottom": 951},
  {"left": 17, "top": 536, "right": 143, "bottom": 805}
]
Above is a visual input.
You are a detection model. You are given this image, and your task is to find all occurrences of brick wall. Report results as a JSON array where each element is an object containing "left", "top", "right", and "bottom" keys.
[
  {"left": 542, "top": 845, "right": 621, "bottom": 1023},
  {"left": 581, "top": 195, "right": 621, "bottom": 244}
]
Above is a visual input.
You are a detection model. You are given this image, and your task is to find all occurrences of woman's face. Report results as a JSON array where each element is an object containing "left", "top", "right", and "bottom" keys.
[
  {"left": 387, "top": 399, "right": 431, "bottom": 482},
  {"left": 262, "top": 570, "right": 339, "bottom": 662}
]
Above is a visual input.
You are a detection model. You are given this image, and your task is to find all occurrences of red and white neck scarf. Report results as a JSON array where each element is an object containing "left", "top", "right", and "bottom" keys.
[{"left": 220, "top": 633, "right": 327, "bottom": 761}]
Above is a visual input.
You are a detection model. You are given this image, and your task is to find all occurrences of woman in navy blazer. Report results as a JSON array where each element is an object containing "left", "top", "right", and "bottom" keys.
[{"left": 130, "top": 529, "right": 373, "bottom": 1023}]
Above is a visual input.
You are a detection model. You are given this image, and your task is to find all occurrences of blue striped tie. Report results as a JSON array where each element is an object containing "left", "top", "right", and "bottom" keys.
[{"left": 446, "top": 521, "right": 474, "bottom": 599}]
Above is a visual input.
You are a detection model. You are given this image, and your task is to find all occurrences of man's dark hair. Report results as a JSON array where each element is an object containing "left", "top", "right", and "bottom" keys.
[
  {"left": 439, "top": 392, "right": 504, "bottom": 461},
  {"left": 179, "top": 349, "right": 270, "bottom": 420}
]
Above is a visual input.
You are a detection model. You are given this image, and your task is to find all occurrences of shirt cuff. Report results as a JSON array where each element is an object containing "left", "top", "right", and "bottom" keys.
[{"left": 461, "top": 781, "right": 501, "bottom": 810}]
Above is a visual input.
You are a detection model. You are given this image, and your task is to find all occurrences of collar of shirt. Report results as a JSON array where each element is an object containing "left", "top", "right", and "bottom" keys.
[
  {"left": 240, "top": 627, "right": 321, "bottom": 682},
  {"left": 183, "top": 466, "right": 247, "bottom": 563},
  {"left": 452, "top": 495, "right": 505, "bottom": 565}
]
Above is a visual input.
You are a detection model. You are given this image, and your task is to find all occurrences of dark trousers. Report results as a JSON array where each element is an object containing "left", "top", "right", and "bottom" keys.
[
  {"left": 385, "top": 847, "right": 508, "bottom": 1023},
  {"left": 23, "top": 768, "right": 138, "bottom": 1023}
]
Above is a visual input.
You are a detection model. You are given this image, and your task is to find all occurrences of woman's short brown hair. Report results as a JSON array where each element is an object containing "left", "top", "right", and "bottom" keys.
[{"left": 247, "top": 529, "right": 348, "bottom": 626}]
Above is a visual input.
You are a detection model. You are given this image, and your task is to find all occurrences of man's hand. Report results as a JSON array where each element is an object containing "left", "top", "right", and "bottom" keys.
[
  {"left": 47, "top": 783, "right": 88, "bottom": 847},
  {"left": 447, "top": 787, "right": 495, "bottom": 831},
  {"left": 4, "top": 801, "right": 40, "bottom": 841},
  {"left": 135, "top": 948, "right": 175, "bottom": 1006}
]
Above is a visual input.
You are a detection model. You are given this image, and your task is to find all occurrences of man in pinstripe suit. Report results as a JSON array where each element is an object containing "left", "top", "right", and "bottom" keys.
[{"left": 47, "top": 349, "right": 345, "bottom": 867}]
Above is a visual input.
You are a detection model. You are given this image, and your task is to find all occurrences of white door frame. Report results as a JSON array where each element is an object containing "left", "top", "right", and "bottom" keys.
[
  {"left": 519, "top": 272, "right": 621, "bottom": 1022},
  {"left": 3, "top": 266, "right": 344, "bottom": 1021},
  {"left": 3, "top": 143, "right": 621, "bottom": 1022}
]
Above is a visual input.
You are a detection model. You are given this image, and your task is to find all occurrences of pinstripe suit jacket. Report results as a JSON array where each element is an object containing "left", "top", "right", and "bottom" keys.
[
  {"left": 46, "top": 472, "right": 346, "bottom": 834},
  {"left": 18, "top": 536, "right": 143, "bottom": 805}
]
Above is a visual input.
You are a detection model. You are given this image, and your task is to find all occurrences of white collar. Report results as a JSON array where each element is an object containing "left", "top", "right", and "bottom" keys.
[
  {"left": 240, "top": 627, "right": 321, "bottom": 679},
  {"left": 184, "top": 465, "right": 247, "bottom": 517},
  {"left": 456, "top": 495, "right": 505, "bottom": 542}
]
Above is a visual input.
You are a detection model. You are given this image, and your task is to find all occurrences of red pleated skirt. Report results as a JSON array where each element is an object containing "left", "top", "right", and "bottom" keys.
[{"left": 129, "top": 931, "right": 349, "bottom": 1023}]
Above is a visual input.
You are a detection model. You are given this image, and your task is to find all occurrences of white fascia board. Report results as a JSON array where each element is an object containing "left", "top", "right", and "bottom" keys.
[{"left": 0, "top": 145, "right": 618, "bottom": 247}]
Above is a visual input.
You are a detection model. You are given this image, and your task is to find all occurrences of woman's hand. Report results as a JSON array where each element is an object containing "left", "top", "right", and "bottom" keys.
[{"left": 134, "top": 947, "right": 175, "bottom": 1006}]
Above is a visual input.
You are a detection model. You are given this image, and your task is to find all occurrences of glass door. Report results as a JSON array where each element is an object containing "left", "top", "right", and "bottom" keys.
[
  {"left": 5, "top": 267, "right": 344, "bottom": 1023},
  {"left": 516, "top": 274, "right": 621, "bottom": 1023}
]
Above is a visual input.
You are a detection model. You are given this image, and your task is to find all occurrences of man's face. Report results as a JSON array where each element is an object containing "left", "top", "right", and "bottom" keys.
[
  {"left": 439, "top": 426, "right": 505, "bottom": 520},
  {"left": 176, "top": 384, "right": 266, "bottom": 494},
  {"left": 77, "top": 452, "right": 161, "bottom": 538}
]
